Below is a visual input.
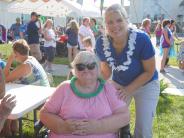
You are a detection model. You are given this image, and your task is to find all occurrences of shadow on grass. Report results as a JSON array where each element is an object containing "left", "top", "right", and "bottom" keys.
[
  {"left": 157, "top": 79, "right": 173, "bottom": 114},
  {"left": 157, "top": 94, "right": 173, "bottom": 114}
]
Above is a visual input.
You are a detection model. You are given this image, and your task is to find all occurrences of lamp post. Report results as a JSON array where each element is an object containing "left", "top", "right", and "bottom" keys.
[
  {"left": 121, "top": 0, "right": 124, "bottom": 6},
  {"left": 100, "top": 0, "right": 104, "bottom": 16}
]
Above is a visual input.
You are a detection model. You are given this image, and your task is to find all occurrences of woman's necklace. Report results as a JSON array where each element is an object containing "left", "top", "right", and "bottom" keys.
[
  {"left": 70, "top": 76, "right": 105, "bottom": 98},
  {"left": 102, "top": 29, "right": 137, "bottom": 71}
]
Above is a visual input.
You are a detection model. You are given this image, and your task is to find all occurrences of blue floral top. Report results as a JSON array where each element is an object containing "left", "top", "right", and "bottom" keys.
[{"left": 17, "top": 56, "right": 50, "bottom": 87}]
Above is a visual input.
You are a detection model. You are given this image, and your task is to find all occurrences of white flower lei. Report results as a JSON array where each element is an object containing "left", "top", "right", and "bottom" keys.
[{"left": 102, "top": 29, "right": 137, "bottom": 71}]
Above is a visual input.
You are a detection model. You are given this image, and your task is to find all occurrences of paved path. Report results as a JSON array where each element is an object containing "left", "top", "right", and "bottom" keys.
[
  {"left": 152, "top": 37, "right": 184, "bottom": 96},
  {"left": 49, "top": 37, "right": 184, "bottom": 96}
]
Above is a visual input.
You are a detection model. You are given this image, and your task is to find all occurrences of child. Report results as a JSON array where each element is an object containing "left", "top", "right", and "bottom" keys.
[{"left": 82, "top": 36, "right": 94, "bottom": 52}]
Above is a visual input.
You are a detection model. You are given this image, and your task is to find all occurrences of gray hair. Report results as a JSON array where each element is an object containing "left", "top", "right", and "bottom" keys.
[
  {"left": 105, "top": 4, "right": 129, "bottom": 22},
  {"left": 71, "top": 51, "right": 100, "bottom": 76}
]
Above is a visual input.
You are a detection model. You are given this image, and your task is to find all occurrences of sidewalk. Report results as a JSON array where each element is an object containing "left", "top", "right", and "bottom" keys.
[{"left": 152, "top": 37, "right": 184, "bottom": 96}]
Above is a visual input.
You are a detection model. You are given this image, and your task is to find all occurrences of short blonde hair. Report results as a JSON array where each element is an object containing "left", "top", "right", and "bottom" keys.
[
  {"left": 71, "top": 51, "right": 100, "bottom": 75},
  {"left": 141, "top": 18, "right": 151, "bottom": 28},
  {"left": 13, "top": 39, "right": 30, "bottom": 56},
  {"left": 82, "top": 36, "right": 92, "bottom": 46}
]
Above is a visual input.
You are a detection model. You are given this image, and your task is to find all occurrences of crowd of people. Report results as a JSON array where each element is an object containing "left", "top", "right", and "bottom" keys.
[{"left": 0, "top": 3, "right": 184, "bottom": 138}]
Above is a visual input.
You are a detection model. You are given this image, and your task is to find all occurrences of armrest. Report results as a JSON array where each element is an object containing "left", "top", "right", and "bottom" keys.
[{"left": 34, "top": 120, "right": 44, "bottom": 132}]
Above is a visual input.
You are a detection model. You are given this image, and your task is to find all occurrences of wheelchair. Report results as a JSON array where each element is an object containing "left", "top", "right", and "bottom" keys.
[{"left": 34, "top": 120, "right": 131, "bottom": 138}]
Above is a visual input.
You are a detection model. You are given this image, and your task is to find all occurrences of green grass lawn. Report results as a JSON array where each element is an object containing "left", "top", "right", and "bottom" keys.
[
  {"left": 0, "top": 43, "right": 69, "bottom": 65},
  {"left": 0, "top": 43, "right": 13, "bottom": 59},
  {"left": 53, "top": 56, "right": 69, "bottom": 65}
]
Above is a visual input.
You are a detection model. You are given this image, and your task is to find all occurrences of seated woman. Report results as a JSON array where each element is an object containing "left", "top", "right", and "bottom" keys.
[
  {"left": 3, "top": 39, "right": 50, "bottom": 136},
  {"left": 4, "top": 39, "right": 50, "bottom": 86},
  {"left": 40, "top": 51, "right": 130, "bottom": 138}
]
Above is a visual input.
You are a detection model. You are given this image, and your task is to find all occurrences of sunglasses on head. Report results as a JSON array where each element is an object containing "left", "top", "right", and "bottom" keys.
[{"left": 75, "top": 62, "right": 96, "bottom": 71}]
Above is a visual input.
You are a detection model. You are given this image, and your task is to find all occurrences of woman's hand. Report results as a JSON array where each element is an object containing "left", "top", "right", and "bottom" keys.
[
  {"left": 0, "top": 94, "right": 16, "bottom": 119},
  {"left": 72, "top": 119, "right": 99, "bottom": 135},
  {"left": 117, "top": 87, "right": 130, "bottom": 103},
  {"left": 109, "top": 80, "right": 130, "bottom": 103},
  {"left": 63, "top": 119, "right": 80, "bottom": 134}
]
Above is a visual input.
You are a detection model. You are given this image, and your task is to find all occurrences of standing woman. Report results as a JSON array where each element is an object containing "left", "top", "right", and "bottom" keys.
[
  {"left": 65, "top": 20, "right": 79, "bottom": 63},
  {"left": 165, "top": 19, "right": 177, "bottom": 65},
  {"left": 96, "top": 4, "right": 159, "bottom": 138},
  {"left": 90, "top": 18, "right": 99, "bottom": 39},
  {"left": 160, "top": 19, "right": 171, "bottom": 73},
  {"left": 154, "top": 22, "right": 162, "bottom": 47},
  {"left": 43, "top": 19, "right": 56, "bottom": 72}
]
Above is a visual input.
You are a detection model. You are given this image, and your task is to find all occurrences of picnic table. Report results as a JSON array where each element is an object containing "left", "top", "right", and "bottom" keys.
[{"left": 5, "top": 83, "right": 55, "bottom": 138}]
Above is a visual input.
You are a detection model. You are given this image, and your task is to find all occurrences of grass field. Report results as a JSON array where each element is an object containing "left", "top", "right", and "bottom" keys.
[{"left": 1, "top": 43, "right": 184, "bottom": 137}]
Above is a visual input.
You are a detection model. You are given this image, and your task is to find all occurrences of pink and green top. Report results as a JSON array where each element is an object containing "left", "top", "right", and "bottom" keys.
[{"left": 43, "top": 80, "right": 126, "bottom": 138}]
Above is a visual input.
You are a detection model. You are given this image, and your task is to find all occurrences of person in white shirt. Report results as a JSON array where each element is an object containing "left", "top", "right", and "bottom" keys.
[
  {"left": 78, "top": 17, "right": 95, "bottom": 51},
  {"left": 43, "top": 19, "right": 56, "bottom": 72}
]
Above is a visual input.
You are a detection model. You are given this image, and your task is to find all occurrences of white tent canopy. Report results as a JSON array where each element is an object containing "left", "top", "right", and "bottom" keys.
[{"left": 7, "top": 0, "right": 101, "bottom": 17}]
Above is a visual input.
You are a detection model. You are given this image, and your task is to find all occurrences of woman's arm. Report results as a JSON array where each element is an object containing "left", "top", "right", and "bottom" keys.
[
  {"left": 3, "top": 53, "right": 15, "bottom": 78},
  {"left": 79, "top": 33, "right": 84, "bottom": 45},
  {"left": 97, "top": 106, "right": 129, "bottom": 134},
  {"left": 163, "top": 29, "right": 170, "bottom": 45},
  {"left": 5, "top": 63, "right": 31, "bottom": 83},
  {"left": 4, "top": 54, "right": 31, "bottom": 83},
  {"left": 0, "top": 68, "right": 5, "bottom": 99},
  {"left": 125, "top": 57, "right": 156, "bottom": 94},
  {"left": 100, "top": 61, "right": 112, "bottom": 80},
  {"left": 0, "top": 118, "right": 6, "bottom": 132},
  {"left": 40, "top": 107, "right": 77, "bottom": 134}
]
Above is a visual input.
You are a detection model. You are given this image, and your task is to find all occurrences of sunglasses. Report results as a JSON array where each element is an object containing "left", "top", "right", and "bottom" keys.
[{"left": 75, "top": 62, "right": 96, "bottom": 71}]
